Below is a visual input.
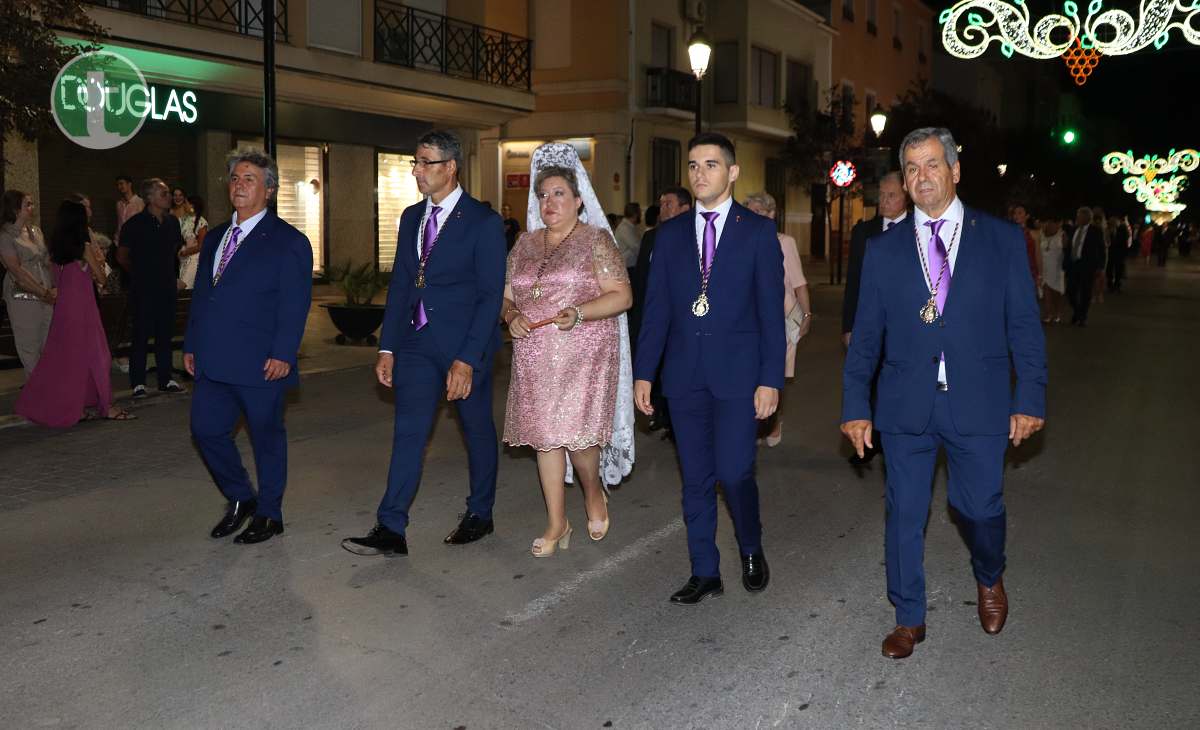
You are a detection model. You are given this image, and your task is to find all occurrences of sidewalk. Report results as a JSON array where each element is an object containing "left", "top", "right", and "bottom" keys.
[{"left": 0, "top": 294, "right": 378, "bottom": 427}]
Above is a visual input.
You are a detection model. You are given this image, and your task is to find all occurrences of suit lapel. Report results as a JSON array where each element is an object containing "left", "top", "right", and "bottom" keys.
[
  {"left": 216, "top": 212, "right": 276, "bottom": 286},
  {"left": 709, "top": 202, "right": 746, "bottom": 290},
  {"left": 943, "top": 207, "right": 979, "bottom": 314}
]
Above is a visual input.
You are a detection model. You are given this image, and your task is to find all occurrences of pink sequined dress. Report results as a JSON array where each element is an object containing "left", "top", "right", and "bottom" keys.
[{"left": 504, "top": 224, "right": 628, "bottom": 451}]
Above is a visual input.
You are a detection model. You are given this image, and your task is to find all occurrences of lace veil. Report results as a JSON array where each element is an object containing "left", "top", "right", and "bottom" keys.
[{"left": 526, "top": 142, "right": 635, "bottom": 488}]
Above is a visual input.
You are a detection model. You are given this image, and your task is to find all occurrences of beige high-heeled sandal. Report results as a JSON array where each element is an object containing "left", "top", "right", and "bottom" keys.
[
  {"left": 587, "top": 493, "right": 610, "bottom": 541},
  {"left": 531, "top": 522, "right": 572, "bottom": 557}
]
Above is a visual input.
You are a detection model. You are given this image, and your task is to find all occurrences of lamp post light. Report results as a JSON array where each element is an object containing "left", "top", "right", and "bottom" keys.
[
  {"left": 870, "top": 105, "right": 888, "bottom": 139},
  {"left": 687, "top": 27, "right": 712, "bottom": 136}
]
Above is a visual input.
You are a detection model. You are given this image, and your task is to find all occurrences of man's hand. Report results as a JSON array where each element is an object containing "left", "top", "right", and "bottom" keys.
[
  {"left": 263, "top": 358, "right": 291, "bottom": 381},
  {"left": 446, "top": 360, "right": 473, "bottom": 401},
  {"left": 375, "top": 352, "right": 394, "bottom": 388},
  {"left": 183, "top": 353, "right": 195, "bottom": 377},
  {"left": 634, "top": 379, "right": 654, "bottom": 416},
  {"left": 754, "top": 386, "right": 779, "bottom": 420},
  {"left": 1009, "top": 414, "right": 1045, "bottom": 447},
  {"left": 842, "top": 332, "right": 852, "bottom": 349},
  {"left": 841, "top": 419, "right": 874, "bottom": 458}
]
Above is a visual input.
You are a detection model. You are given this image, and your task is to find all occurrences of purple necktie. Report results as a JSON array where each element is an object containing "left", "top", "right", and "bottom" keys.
[
  {"left": 413, "top": 205, "right": 441, "bottom": 330},
  {"left": 214, "top": 225, "right": 243, "bottom": 281},
  {"left": 699, "top": 211, "right": 718, "bottom": 277},
  {"left": 925, "top": 219, "right": 951, "bottom": 314},
  {"left": 886, "top": 220, "right": 896, "bottom": 231}
]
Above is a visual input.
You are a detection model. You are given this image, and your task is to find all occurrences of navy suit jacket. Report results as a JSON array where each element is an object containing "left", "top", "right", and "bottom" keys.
[
  {"left": 379, "top": 193, "right": 506, "bottom": 372},
  {"left": 842, "top": 207, "right": 1047, "bottom": 435},
  {"left": 183, "top": 210, "right": 313, "bottom": 389},
  {"left": 634, "top": 201, "right": 786, "bottom": 400}
]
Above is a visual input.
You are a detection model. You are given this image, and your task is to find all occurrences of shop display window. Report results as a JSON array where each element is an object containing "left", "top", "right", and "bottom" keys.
[
  {"left": 236, "top": 140, "right": 325, "bottom": 274},
  {"left": 376, "top": 152, "right": 422, "bottom": 271}
]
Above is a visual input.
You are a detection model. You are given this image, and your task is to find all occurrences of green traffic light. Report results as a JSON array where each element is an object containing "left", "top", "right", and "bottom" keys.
[{"left": 1062, "top": 130, "right": 1077, "bottom": 145}]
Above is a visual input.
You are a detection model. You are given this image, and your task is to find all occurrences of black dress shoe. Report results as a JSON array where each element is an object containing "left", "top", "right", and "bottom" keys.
[
  {"left": 234, "top": 516, "right": 284, "bottom": 544},
  {"left": 444, "top": 513, "right": 494, "bottom": 545},
  {"left": 741, "top": 552, "right": 770, "bottom": 593},
  {"left": 210, "top": 499, "right": 257, "bottom": 538},
  {"left": 647, "top": 415, "right": 664, "bottom": 432},
  {"left": 669, "top": 576, "right": 724, "bottom": 605},
  {"left": 341, "top": 524, "right": 408, "bottom": 556}
]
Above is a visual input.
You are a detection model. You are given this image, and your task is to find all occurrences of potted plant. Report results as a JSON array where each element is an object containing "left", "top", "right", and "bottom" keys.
[{"left": 321, "top": 260, "right": 390, "bottom": 345}]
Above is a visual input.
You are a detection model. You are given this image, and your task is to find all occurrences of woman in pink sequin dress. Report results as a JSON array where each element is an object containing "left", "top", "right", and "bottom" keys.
[{"left": 502, "top": 163, "right": 633, "bottom": 557}]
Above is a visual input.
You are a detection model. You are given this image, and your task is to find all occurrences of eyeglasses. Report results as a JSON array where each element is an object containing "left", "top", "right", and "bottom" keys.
[{"left": 405, "top": 159, "right": 453, "bottom": 170}]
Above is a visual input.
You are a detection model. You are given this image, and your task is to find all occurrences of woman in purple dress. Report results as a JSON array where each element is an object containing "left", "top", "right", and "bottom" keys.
[
  {"left": 502, "top": 147, "right": 634, "bottom": 557},
  {"left": 16, "top": 201, "right": 134, "bottom": 427}
]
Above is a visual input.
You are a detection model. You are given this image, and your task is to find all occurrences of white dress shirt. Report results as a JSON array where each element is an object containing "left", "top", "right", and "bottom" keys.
[
  {"left": 1072, "top": 223, "right": 1089, "bottom": 260},
  {"left": 693, "top": 195, "right": 735, "bottom": 258},
  {"left": 913, "top": 197, "right": 964, "bottom": 385},
  {"left": 883, "top": 211, "right": 908, "bottom": 231},
  {"left": 212, "top": 206, "right": 269, "bottom": 277},
  {"left": 416, "top": 185, "right": 464, "bottom": 258},
  {"left": 614, "top": 218, "right": 642, "bottom": 267}
]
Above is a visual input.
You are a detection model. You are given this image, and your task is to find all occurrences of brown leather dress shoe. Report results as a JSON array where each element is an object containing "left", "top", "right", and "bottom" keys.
[
  {"left": 882, "top": 624, "right": 926, "bottom": 659},
  {"left": 978, "top": 578, "right": 1008, "bottom": 634}
]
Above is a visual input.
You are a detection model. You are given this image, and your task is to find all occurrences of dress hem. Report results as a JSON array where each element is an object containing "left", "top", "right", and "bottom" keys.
[{"left": 503, "top": 435, "right": 611, "bottom": 453}]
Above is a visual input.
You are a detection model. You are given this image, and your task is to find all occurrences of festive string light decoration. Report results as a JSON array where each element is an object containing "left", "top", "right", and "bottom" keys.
[
  {"left": 830, "top": 160, "right": 858, "bottom": 187},
  {"left": 1102, "top": 148, "right": 1199, "bottom": 220},
  {"left": 940, "top": 0, "right": 1200, "bottom": 60},
  {"left": 1062, "top": 38, "right": 1102, "bottom": 84}
]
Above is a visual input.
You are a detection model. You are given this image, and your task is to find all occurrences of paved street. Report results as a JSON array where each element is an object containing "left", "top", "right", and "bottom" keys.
[{"left": 1, "top": 261, "right": 1198, "bottom": 729}]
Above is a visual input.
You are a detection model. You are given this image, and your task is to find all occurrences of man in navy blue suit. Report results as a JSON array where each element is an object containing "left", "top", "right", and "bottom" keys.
[
  {"left": 634, "top": 133, "right": 785, "bottom": 605},
  {"left": 841, "top": 127, "right": 1047, "bottom": 658},
  {"left": 185, "top": 150, "right": 313, "bottom": 545},
  {"left": 342, "top": 131, "right": 506, "bottom": 558}
]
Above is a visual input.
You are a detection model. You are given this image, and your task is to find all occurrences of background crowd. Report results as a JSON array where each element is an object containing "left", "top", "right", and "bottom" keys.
[{"left": 1, "top": 174, "right": 209, "bottom": 426}]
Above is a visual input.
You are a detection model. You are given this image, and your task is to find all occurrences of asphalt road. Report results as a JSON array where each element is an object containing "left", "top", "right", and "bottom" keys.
[{"left": 1, "top": 260, "right": 1197, "bottom": 729}]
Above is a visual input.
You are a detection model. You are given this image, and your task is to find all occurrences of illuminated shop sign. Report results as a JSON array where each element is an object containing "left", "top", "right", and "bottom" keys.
[{"left": 51, "top": 50, "right": 199, "bottom": 150}]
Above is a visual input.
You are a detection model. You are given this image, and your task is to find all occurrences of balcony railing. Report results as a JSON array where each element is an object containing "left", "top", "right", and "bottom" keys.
[
  {"left": 374, "top": 1, "right": 531, "bottom": 91},
  {"left": 645, "top": 67, "right": 696, "bottom": 113},
  {"left": 87, "top": 1, "right": 289, "bottom": 41}
]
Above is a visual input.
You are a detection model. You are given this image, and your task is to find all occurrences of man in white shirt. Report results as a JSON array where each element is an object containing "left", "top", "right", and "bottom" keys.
[{"left": 614, "top": 202, "right": 643, "bottom": 271}]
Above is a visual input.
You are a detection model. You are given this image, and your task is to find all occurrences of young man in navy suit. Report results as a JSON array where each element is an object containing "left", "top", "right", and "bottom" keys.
[
  {"left": 342, "top": 130, "right": 506, "bottom": 558},
  {"left": 634, "top": 133, "right": 785, "bottom": 604},
  {"left": 185, "top": 150, "right": 313, "bottom": 544},
  {"left": 841, "top": 127, "right": 1047, "bottom": 658}
]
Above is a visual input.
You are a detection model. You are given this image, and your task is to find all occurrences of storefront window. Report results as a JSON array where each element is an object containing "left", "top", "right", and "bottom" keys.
[
  {"left": 236, "top": 140, "right": 325, "bottom": 274},
  {"left": 377, "top": 152, "right": 422, "bottom": 271}
]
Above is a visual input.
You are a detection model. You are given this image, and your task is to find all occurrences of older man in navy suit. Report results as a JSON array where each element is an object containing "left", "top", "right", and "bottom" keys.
[
  {"left": 342, "top": 130, "right": 506, "bottom": 558},
  {"left": 185, "top": 150, "right": 313, "bottom": 545},
  {"left": 635, "top": 133, "right": 785, "bottom": 605},
  {"left": 841, "top": 127, "right": 1047, "bottom": 658}
]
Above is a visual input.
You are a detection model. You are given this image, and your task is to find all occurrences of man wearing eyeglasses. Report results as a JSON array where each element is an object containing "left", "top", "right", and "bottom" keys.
[{"left": 343, "top": 130, "right": 507, "bottom": 558}]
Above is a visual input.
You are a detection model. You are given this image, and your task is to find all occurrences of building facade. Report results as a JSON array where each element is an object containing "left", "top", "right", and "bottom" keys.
[
  {"left": 9, "top": 0, "right": 535, "bottom": 278},
  {"left": 479, "top": 0, "right": 834, "bottom": 255}
]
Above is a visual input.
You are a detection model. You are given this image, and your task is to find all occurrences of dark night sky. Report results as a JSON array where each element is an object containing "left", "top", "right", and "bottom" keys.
[{"left": 924, "top": 0, "right": 1200, "bottom": 218}]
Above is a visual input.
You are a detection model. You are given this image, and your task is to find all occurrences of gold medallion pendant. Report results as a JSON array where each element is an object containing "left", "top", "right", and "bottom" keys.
[
  {"left": 415, "top": 274, "right": 426, "bottom": 289},
  {"left": 920, "top": 299, "right": 938, "bottom": 324},
  {"left": 532, "top": 284, "right": 542, "bottom": 300},
  {"left": 692, "top": 293, "right": 710, "bottom": 317}
]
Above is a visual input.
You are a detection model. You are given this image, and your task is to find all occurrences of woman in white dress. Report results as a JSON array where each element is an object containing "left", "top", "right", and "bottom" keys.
[
  {"left": 171, "top": 188, "right": 208, "bottom": 289},
  {"left": 1038, "top": 218, "right": 1067, "bottom": 323}
]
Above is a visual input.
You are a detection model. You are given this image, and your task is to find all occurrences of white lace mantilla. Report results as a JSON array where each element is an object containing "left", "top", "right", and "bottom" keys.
[{"left": 526, "top": 142, "right": 635, "bottom": 488}]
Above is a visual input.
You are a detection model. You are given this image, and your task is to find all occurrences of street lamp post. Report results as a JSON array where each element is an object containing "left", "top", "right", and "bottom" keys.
[
  {"left": 688, "top": 28, "right": 712, "bottom": 136},
  {"left": 263, "top": 0, "right": 277, "bottom": 159}
]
